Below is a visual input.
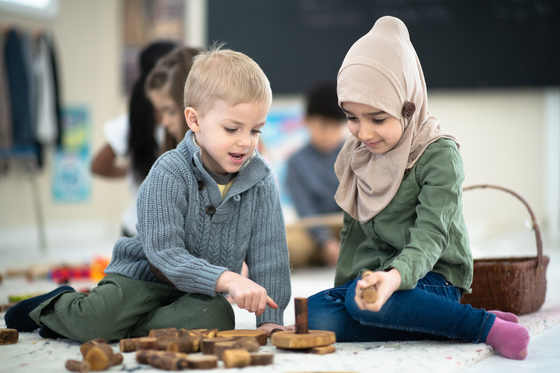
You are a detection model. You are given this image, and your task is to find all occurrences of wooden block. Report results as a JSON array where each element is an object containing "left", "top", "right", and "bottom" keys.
[
  {"left": 249, "top": 352, "right": 274, "bottom": 366},
  {"left": 111, "top": 353, "right": 124, "bottom": 366},
  {"left": 136, "top": 337, "right": 158, "bottom": 350},
  {"left": 148, "top": 354, "right": 188, "bottom": 371},
  {"left": 119, "top": 337, "right": 141, "bottom": 353},
  {"left": 84, "top": 344, "right": 114, "bottom": 371},
  {"left": 186, "top": 355, "right": 218, "bottom": 369},
  {"left": 201, "top": 337, "right": 234, "bottom": 355},
  {"left": 294, "top": 297, "right": 308, "bottom": 334},
  {"left": 179, "top": 334, "right": 202, "bottom": 353},
  {"left": 217, "top": 329, "right": 268, "bottom": 346},
  {"left": 136, "top": 350, "right": 188, "bottom": 365},
  {"left": 200, "top": 328, "right": 218, "bottom": 338},
  {"left": 360, "top": 270, "right": 378, "bottom": 303},
  {"left": 149, "top": 328, "right": 179, "bottom": 339},
  {"left": 222, "top": 348, "right": 251, "bottom": 368},
  {"left": 65, "top": 359, "right": 91, "bottom": 372},
  {"left": 0, "top": 328, "right": 18, "bottom": 345},
  {"left": 79, "top": 337, "right": 107, "bottom": 356},
  {"left": 271, "top": 330, "right": 336, "bottom": 349},
  {"left": 233, "top": 336, "right": 260, "bottom": 352},
  {"left": 310, "top": 345, "right": 336, "bottom": 355},
  {"left": 213, "top": 341, "right": 239, "bottom": 360}
]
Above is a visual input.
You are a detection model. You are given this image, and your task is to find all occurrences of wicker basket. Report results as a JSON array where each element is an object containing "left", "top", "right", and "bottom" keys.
[{"left": 460, "top": 184, "right": 550, "bottom": 315}]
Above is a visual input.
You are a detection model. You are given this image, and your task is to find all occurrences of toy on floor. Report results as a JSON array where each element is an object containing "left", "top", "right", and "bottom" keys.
[
  {"left": 66, "top": 337, "right": 122, "bottom": 372},
  {"left": 0, "top": 328, "right": 19, "bottom": 345},
  {"left": 271, "top": 297, "right": 336, "bottom": 354},
  {"left": 116, "top": 327, "right": 273, "bottom": 370}
]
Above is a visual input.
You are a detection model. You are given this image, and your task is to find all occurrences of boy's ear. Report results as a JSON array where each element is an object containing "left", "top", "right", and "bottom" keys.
[{"left": 184, "top": 107, "right": 200, "bottom": 133}]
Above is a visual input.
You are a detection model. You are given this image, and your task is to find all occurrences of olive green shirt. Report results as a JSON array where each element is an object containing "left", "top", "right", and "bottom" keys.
[{"left": 334, "top": 139, "right": 473, "bottom": 292}]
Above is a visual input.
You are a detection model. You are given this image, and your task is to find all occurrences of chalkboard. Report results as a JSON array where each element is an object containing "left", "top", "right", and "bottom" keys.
[{"left": 207, "top": 0, "right": 560, "bottom": 94}]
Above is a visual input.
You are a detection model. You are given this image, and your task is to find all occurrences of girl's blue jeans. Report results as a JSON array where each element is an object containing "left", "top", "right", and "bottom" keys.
[{"left": 308, "top": 272, "right": 495, "bottom": 343}]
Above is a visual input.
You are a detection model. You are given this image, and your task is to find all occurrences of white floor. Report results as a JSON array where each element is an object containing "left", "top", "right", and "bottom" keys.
[{"left": 1, "top": 221, "right": 559, "bottom": 372}]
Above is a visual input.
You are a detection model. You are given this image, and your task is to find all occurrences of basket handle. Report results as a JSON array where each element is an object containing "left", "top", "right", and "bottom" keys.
[{"left": 463, "top": 184, "right": 544, "bottom": 267}]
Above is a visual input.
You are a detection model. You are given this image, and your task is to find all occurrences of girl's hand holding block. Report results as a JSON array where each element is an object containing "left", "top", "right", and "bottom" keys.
[{"left": 354, "top": 269, "right": 401, "bottom": 312}]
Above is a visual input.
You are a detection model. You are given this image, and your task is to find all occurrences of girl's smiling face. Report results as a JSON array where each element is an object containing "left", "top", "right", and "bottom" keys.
[
  {"left": 185, "top": 100, "right": 268, "bottom": 175},
  {"left": 342, "top": 101, "right": 403, "bottom": 154}
]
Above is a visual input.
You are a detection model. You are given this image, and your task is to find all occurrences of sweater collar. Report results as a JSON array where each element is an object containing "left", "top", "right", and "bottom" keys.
[{"left": 178, "top": 130, "right": 271, "bottom": 199}]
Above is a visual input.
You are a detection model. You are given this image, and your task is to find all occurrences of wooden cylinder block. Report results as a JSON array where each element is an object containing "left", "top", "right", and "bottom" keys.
[
  {"left": 222, "top": 348, "right": 251, "bottom": 368},
  {"left": 294, "top": 297, "right": 308, "bottom": 334},
  {"left": 84, "top": 344, "right": 114, "bottom": 371},
  {"left": 0, "top": 328, "right": 18, "bottom": 345},
  {"left": 136, "top": 337, "right": 158, "bottom": 350},
  {"left": 201, "top": 337, "right": 234, "bottom": 355},
  {"left": 249, "top": 353, "right": 274, "bottom": 366},
  {"left": 149, "top": 328, "right": 179, "bottom": 339},
  {"left": 148, "top": 354, "right": 188, "bottom": 371},
  {"left": 119, "top": 338, "right": 140, "bottom": 353},
  {"left": 79, "top": 338, "right": 107, "bottom": 356},
  {"left": 186, "top": 355, "right": 218, "bottom": 369}
]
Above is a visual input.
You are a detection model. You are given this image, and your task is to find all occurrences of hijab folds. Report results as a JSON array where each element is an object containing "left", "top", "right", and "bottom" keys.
[{"left": 334, "top": 16, "right": 459, "bottom": 223}]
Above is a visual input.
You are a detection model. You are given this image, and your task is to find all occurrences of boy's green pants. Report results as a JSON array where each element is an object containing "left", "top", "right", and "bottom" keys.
[{"left": 29, "top": 274, "right": 235, "bottom": 343}]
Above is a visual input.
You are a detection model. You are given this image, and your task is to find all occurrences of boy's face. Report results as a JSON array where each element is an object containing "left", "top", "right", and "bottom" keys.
[
  {"left": 305, "top": 115, "right": 346, "bottom": 154},
  {"left": 342, "top": 101, "right": 403, "bottom": 154},
  {"left": 148, "top": 87, "right": 187, "bottom": 142},
  {"left": 185, "top": 100, "right": 268, "bottom": 175}
]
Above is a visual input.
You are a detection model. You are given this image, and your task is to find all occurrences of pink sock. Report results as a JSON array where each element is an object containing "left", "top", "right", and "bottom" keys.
[
  {"left": 488, "top": 310, "right": 519, "bottom": 324},
  {"left": 486, "top": 317, "right": 530, "bottom": 360}
]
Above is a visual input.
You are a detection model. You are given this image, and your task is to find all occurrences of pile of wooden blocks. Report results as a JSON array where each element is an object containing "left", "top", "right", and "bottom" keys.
[{"left": 66, "top": 327, "right": 274, "bottom": 371}]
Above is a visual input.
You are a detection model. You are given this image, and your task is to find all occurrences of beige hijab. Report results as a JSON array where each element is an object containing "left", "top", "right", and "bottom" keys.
[{"left": 334, "top": 16, "right": 459, "bottom": 223}]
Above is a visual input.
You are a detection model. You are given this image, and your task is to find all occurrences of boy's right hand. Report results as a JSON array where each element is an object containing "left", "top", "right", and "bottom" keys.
[{"left": 216, "top": 271, "right": 278, "bottom": 316}]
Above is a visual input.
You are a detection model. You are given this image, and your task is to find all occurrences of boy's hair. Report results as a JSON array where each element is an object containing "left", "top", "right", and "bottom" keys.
[
  {"left": 305, "top": 81, "right": 345, "bottom": 121},
  {"left": 184, "top": 44, "right": 272, "bottom": 114}
]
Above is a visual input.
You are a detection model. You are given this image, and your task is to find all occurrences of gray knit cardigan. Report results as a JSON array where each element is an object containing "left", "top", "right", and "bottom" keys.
[{"left": 105, "top": 131, "right": 292, "bottom": 326}]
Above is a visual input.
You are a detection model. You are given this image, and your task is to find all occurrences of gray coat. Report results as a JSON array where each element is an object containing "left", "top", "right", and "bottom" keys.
[{"left": 105, "top": 131, "right": 292, "bottom": 326}]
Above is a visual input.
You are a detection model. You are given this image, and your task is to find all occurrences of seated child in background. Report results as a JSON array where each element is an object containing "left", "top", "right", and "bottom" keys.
[
  {"left": 286, "top": 82, "right": 347, "bottom": 266},
  {"left": 307, "top": 16, "right": 530, "bottom": 360},
  {"left": 5, "top": 45, "right": 292, "bottom": 342}
]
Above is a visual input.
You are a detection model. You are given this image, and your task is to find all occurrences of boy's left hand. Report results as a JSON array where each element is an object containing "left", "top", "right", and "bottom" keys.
[
  {"left": 354, "top": 268, "right": 401, "bottom": 312},
  {"left": 257, "top": 323, "right": 292, "bottom": 337}
]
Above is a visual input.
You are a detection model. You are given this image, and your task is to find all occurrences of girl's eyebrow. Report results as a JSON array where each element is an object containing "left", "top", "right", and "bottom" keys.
[{"left": 341, "top": 108, "right": 386, "bottom": 117}]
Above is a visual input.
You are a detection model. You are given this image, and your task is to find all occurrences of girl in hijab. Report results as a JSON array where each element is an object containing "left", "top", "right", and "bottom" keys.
[{"left": 307, "top": 16, "right": 530, "bottom": 360}]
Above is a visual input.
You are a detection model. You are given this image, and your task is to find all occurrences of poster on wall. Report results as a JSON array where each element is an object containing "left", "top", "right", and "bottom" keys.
[
  {"left": 259, "top": 104, "right": 307, "bottom": 212},
  {"left": 52, "top": 106, "right": 91, "bottom": 202}
]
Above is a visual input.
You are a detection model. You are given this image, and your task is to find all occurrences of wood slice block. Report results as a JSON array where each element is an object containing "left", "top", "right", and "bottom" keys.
[
  {"left": 271, "top": 330, "right": 336, "bottom": 349},
  {"left": 362, "top": 287, "right": 378, "bottom": 303},
  {"left": 0, "top": 328, "right": 18, "bottom": 345},
  {"left": 149, "top": 328, "right": 179, "bottom": 339},
  {"left": 201, "top": 337, "right": 234, "bottom": 355},
  {"left": 217, "top": 329, "right": 267, "bottom": 346},
  {"left": 234, "top": 337, "right": 260, "bottom": 352},
  {"left": 249, "top": 353, "right": 274, "bottom": 366},
  {"left": 310, "top": 345, "right": 336, "bottom": 355},
  {"left": 222, "top": 348, "right": 250, "bottom": 368},
  {"left": 213, "top": 341, "right": 239, "bottom": 360},
  {"left": 186, "top": 355, "right": 218, "bottom": 369}
]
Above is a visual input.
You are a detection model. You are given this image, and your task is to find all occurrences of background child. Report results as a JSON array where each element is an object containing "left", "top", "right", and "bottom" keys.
[
  {"left": 6, "top": 45, "right": 291, "bottom": 342},
  {"left": 307, "top": 16, "right": 530, "bottom": 360},
  {"left": 285, "top": 81, "right": 346, "bottom": 266},
  {"left": 91, "top": 42, "right": 201, "bottom": 237}
]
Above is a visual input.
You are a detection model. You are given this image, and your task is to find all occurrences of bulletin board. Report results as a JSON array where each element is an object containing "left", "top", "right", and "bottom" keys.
[{"left": 208, "top": 0, "right": 560, "bottom": 94}]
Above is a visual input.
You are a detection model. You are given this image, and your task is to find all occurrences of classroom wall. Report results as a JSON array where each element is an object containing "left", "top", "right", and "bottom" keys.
[
  {"left": 0, "top": 0, "right": 129, "bottom": 235},
  {"left": 0, "top": 1, "right": 556, "bottom": 248}
]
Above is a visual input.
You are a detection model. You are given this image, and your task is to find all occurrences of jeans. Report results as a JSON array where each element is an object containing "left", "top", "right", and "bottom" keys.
[{"left": 308, "top": 272, "right": 494, "bottom": 343}]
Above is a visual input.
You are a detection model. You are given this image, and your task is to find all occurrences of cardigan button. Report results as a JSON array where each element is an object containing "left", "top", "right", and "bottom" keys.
[
  {"left": 206, "top": 205, "right": 216, "bottom": 216},
  {"left": 197, "top": 180, "right": 205, "bottom": 191}
]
